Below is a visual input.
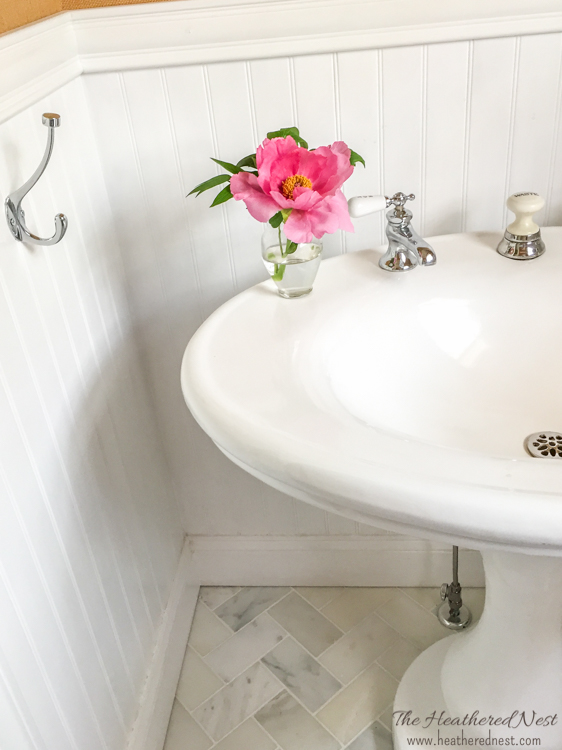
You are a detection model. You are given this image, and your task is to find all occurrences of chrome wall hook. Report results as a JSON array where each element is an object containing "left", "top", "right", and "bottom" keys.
[{"left": 5, "top": 113, "right": 68, "bottom": 246}]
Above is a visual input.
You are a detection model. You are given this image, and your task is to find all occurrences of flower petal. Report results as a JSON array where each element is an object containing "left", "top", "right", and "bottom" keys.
[
  {"left": 311, "top": 142, "right": 354, "bottom": 195},
  {"left": 257, "top": 136, "right": 301, "bottom": 194},
  {"left": 230, "top": 172, "right": 279, "bottom": 222},
  {"left": 283, "top": 210, "right": 315, "bottom": 244},
  {"left": 291, "top": 186, "right": 323, "bottom": 210},
  {"left": 284, "top": 189, "right": 354, "bottom": 242}
]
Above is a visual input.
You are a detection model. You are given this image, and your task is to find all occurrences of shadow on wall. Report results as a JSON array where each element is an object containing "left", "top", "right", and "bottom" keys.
[
  {"left": 130, "top": 268, "right": 321, "bottom": 539},
  {"left": 71, "top": 331, "right": 183, "bottom": 614},
  {"left": 51, "top": 332, "right": 184, "bottom": 741}
]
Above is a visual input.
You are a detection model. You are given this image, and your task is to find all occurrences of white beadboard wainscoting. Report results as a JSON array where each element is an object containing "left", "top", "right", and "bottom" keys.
[
  {"left": 85, "top": 33, "right": 562, "bottom": 549},
  {"left": 0, "top": 77, "right": 195, "bottom": 750},
  {"left": 1, "top": 2, "right": 562, "bottom": 749}
]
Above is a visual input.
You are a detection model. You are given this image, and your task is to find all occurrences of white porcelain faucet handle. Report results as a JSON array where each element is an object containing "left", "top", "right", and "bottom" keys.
[
  {"left": 506, "top": 192, "right": 545, "bottom": 236},
  {"left": 347, "top": 195, "right": 387, "bottom": 218}
]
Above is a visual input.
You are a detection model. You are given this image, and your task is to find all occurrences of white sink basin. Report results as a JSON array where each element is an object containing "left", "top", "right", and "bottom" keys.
[
  {"left": 182, "top": 229, "right": 562, "bottom": 555},
  {"left": 181, "top": 229, "right": 562, "bottom": 749}
]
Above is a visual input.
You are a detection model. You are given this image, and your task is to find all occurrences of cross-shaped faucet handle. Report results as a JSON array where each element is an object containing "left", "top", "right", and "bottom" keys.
[{"left": 386, "top": 192, "right": 415, "bottom": 208}]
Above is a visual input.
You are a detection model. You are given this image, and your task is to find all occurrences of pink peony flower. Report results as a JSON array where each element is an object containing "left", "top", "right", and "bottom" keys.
[{"left": 230, "top": 136, "right": 355, "bottom": 243}]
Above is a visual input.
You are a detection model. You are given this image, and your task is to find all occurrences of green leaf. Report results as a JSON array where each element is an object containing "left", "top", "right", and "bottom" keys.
[
  {"left": 236, "top": 154, "right": 257, "bottom": 169},
  {"left": 269, "top": 211, "right": 283, "bottom": 228},
  {"left": 266, "top": 126, "right": 309, "bottom": 149},
  {"left": 210, "top": 157, "right": 242, "bottom": 174},
  {"left": 187, "top": 173, "right": 231, "bottom": 197},
  {"left": 285, "top": 240, "right": 299, "bottom": 255},
  {"left": 271, "top": 263, "right": 286, "bottom": 282},
  {"left": 349, "top": 149, "right": 366, "bottom": 167},
  {"left": 210, "top": 184, "right": 233, "bottom": 207},
  {"left": 280, "top": 208, "right": 292, "bottom": 222}
]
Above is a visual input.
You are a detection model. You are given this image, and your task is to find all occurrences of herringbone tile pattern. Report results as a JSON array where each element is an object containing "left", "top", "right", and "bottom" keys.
[{"left": 164, "top": 587, "right": 485, "bottom": 750}]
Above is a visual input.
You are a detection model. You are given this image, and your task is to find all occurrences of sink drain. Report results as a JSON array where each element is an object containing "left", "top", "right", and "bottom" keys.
[{"left": 525, "top": 432, "right": 562, "bottom": 458}]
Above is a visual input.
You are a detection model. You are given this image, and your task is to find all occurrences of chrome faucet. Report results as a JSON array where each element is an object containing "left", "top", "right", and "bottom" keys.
[{"left": 348, "top": 192, "right": 436, "bottom": 272}]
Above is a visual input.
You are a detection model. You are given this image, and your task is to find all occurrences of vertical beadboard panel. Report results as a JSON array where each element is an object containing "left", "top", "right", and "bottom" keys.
[
  {"left": 86, "top": 35, "right": 562, "bottom": 544},
  {"left": 424, "top": 42, "right": 470, "bottom": 236},
  {"left": 337, "top": 49, "right": 384, "bottom": 251},
  {"left": 547, "top": 60, "right": 562, "bottom": 225},
  {"left": 381, "top": 45, "right": 425, "bottom": 225},
  {"left": 464, "top": 37, "right": 518, "bottom": 231},
  {"left": 508, "top": 33, "right": 562, "bottom": 227},
  {"left": 292, "top": 54, "right": 342, "bottom": 259},
  {"left": 86, "top": 67, "right": 300, "bottom": 538},
  {"left": 0, "top": 76, "right": 183, "bottom": 750},
  {"left": 247, "top": 57, "right": 294, "bottom": 136},
  {"left": 205, "top": 61, "right": 264, "bottom": 291}
]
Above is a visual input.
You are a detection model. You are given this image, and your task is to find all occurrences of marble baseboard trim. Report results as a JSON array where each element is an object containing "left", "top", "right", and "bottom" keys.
[
  {"left": 127, "top": 537, "right": 200, "bottom": 750},
  {"left": 188, "top": 536, "right": 485, "bottom": 587}
]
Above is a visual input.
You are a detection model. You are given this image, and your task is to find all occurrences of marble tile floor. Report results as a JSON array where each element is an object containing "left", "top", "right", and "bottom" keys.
[{"left": 163, "top": 586, "right": 485, "bottom": 750}]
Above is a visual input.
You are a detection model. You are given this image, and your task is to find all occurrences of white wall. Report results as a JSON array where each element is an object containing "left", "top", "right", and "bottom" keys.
[
  {"left": 0, "top": 76, "right": 184, "bottom": 750},
  {"left": 2, "top": 9, "right": 560, "bottom": 750},
  {"left": 85, "top": 33, "right": 562, "bottom": 540}
]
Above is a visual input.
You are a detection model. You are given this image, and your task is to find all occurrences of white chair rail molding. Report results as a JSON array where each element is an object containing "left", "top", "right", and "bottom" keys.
[{"left": 1, "top": 1, "right": 562, "bottom": 750}]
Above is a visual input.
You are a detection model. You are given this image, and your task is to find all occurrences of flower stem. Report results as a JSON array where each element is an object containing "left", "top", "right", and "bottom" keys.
[{"left": 274, "top": 224, "right": 287, "bottom": 281}]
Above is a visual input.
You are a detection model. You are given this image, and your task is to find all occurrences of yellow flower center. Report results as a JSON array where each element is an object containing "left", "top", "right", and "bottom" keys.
[{"left": 280, "top": 174, "right": 312, "bottom": 200}]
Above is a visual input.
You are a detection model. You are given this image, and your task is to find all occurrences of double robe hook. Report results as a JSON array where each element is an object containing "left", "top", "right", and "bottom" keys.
[{"left": 5, "top": 113, "right": 68, "bottom": 246}]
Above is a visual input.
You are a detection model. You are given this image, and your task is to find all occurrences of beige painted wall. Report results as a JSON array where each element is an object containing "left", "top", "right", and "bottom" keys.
[
  {"left": 0, "top": 0, "right": 170, "bottom": 34},
  {"left": 1, "top": 0, "right": 61, "bottom": 34},
  {"left": 62, "top": 0, "right": 173, "bottom": 8}
]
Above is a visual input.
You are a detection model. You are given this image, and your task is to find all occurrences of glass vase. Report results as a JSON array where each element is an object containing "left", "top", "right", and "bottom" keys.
[{"left": 261, "top": 223, "right": 322, "bottom": 299}]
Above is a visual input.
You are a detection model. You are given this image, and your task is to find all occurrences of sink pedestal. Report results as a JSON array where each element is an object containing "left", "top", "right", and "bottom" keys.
[{"left": 394, "top": 551, "right": 562, "bottom": 749}]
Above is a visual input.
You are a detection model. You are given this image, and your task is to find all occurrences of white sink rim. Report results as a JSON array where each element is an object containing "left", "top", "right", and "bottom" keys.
[{"left": 181, "top": 230, "right": 562, "bottom": 555}]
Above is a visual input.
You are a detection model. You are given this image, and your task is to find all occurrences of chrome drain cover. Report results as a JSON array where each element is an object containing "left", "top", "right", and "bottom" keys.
[{"left": 525, "top": 432, "right": 562, "bottom": 458}]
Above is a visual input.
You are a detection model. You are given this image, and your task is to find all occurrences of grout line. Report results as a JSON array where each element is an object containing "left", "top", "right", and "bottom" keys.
[
  {"left": 178, "top": 588, "right": 449, "bottom": 750},
  {"left": 194, "top": 664, "right": 287, "bottom": 747},
  {"left": 397, "top": 587, "right": 440, "bottom": 613},
  {"left": 201, "top": 616, "right": 290, "bottom": 678},
  {"left": 173, "top": 698, "right": 213, "bottom": 745},
  {"left": 319, "top": 587, "right": 397, "bottom": 622},
  {"left": 286, "top": 589, "right": 345, "bottom": 636},
  {"left": 340, "top": 703, "right": 396, "bottom": 749},
  {"left": 176, "top": 587, "right": 442, "bottom": 750},
  {"left": 198, "top": 586, "right": 242, "bottom": 611}
]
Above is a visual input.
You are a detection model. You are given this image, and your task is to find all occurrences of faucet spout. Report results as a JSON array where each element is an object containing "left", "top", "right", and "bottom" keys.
[
  {"left": 379, "top": 194, "right": 436, "bottom": 272},
  {"left": 347, "top": 191, "right": 436, "bottom": 272},
  {"left": 382, "top": 221, "right": 420, "bottom": 272}
]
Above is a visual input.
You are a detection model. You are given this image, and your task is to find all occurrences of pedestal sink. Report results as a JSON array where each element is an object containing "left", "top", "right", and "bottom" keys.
[{"left": 181, "top": 230, "right": 562, "bottom": 748}]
